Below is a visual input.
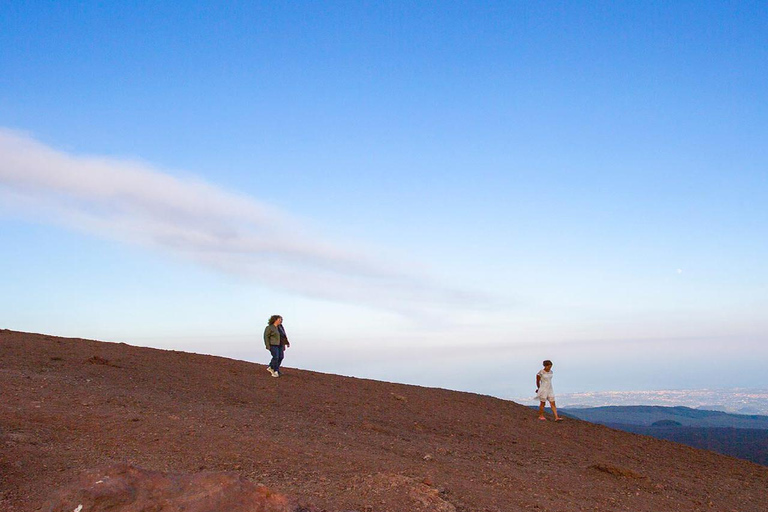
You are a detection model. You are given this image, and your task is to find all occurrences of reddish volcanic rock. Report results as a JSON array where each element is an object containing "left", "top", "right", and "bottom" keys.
[
  {"left": 44, "top": 464, "right": 291, "bottom": 512},
  {"left": 2, "top": 329, "right": 767, "bottom": 512}
]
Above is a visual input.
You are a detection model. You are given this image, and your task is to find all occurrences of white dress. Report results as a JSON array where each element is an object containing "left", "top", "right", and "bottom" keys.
[{"left": 536, "top": 369, "right": 555, "bottom": 402}]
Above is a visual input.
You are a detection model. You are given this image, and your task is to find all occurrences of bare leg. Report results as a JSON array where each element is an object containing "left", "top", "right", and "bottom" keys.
[
  {"left": 550, "top": 400, "right": 562, "bottom": 421},
  {"left": 538, "top": 401, "right": 546, "bottom": 420}
]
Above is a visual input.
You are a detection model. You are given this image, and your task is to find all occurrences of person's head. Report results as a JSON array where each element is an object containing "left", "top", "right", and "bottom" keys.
[
  {"left": 268, "top": 315, "right": 282, "bottom": 326},
  {"left": 542, "top": 359, "right": 553, "bottom": 370}
]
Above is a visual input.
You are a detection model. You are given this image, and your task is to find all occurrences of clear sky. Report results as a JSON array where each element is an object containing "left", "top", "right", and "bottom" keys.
[{"left": 1, "top": 1, "right": 767, "bottom": 400}]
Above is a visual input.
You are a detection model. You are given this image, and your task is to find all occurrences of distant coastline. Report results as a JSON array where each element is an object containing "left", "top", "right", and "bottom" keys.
[{"left": 514, "top": 388, "right": 768, "bottom": 415}]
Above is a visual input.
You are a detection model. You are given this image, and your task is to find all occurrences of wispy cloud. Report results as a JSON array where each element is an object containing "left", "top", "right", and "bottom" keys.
[{"left": 0, "top": 128, "right": 491, "bottom": 315}]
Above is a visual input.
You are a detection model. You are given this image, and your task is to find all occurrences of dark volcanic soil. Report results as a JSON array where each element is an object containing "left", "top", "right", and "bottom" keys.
[{"left": 1, "top": 330, "right": 766, "bottom": 511}]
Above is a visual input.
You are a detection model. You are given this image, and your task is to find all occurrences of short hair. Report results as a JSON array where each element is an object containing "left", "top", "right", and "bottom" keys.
[
  {"left": 542, "top": 360, "right": 553, "bottom": 367},
  {"left": 267, "top": 315, "right": 282, "bottom": 325}
]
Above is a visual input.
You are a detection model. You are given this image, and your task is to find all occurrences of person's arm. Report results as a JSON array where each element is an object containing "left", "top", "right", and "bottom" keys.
[
  {"left": 264, "top": 326, "right": 272, "bottom": 350},
  {"left": 536, "top": 372, "right": 541, "bottom": 391},
  {"left": 279, "top": 324, "right": 290, "bottom": 348}
]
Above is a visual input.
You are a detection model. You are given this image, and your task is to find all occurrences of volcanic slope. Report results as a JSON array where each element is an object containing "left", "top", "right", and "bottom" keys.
[{"left": 1, "top": 330, "right": 766, "bottom": 512}]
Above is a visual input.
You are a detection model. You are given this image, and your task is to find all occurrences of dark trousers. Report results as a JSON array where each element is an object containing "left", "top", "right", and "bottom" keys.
[{"left": 269, "top": 344, "right": 285, "bottom": 372}]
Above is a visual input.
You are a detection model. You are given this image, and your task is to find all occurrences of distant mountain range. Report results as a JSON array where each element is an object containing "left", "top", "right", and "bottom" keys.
[
  {"left": 561, "top": 406, "right": 768, "bottom": 466},
  {"left": 552, "top": 389, "right": 768, "bottom": 415}
]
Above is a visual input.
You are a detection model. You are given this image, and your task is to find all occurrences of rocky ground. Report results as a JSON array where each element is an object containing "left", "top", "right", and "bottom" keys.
[{"left": 1, "top": 330, "right": 766, "bottom": 511}]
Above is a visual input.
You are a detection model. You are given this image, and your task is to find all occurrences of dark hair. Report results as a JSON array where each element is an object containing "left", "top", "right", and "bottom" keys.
[
  {"left": 268, "top": 315, "right": 282, "bottom": 325},
  {"left": 542, "top": 360, "right": 553, "bottom": 367}
]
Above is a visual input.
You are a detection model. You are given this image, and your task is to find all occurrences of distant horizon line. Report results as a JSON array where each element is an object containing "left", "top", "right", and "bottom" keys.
[{"left": 523, "top": 388, "right": 768, "bottom": 416}]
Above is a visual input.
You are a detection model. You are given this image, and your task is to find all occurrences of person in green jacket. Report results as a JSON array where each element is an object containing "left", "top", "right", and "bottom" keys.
[{"left": 264, "top": 315, "right": 289, "bottom": 377}]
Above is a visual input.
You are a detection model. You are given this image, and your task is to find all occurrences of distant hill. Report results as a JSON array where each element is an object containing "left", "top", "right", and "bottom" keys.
[
  {"left": 602, "top": 424, "right": 768, "bottom": 466},
  {"left": 561, "top": 406, "right": 768, "bottom": 466},
  {"left": 555, "top": 389, "right": 768, "bottom": 415},
  {"left": 2, "top": 329, "right": 767, "bottom": 512},
  {"left": 562, "top": 405, "right": 768, "bottom": 428}
]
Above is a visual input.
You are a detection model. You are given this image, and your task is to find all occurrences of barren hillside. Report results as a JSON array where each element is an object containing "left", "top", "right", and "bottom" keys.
[{"left": 1, "top": 330, "right": 766, "bottom": 511}]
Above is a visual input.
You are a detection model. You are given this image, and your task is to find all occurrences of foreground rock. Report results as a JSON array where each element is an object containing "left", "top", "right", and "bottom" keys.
[{"left": 44, "top": 464, "right": 293, "bottom": 512}]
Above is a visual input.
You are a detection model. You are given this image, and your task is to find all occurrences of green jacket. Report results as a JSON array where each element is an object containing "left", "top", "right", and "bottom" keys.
[{"left": 264, "top": 324, "right": 281, "bottom": 348}]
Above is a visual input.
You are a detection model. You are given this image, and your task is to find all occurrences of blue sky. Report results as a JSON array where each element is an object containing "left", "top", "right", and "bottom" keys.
[{"left": 1, "top": 2, "right": 767, "bottom": 400}]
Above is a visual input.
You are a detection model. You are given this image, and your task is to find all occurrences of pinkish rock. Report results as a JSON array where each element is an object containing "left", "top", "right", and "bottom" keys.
[{"left": 44, "top": 464, "right": 292, "bottom": 512}]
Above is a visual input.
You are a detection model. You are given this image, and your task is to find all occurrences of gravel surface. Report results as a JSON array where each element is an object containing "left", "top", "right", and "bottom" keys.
[{"left": 2, "top": 330, "right": 766, "bottom": 512}]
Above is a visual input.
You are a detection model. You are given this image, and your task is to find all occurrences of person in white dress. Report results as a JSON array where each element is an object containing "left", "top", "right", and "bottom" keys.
[{"left": 536, "top": 360, "right": 562, "bottom": 421}]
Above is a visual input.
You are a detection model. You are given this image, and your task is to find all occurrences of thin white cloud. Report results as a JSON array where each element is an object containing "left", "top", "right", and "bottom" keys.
[{"left": 0, "top": 128, "right": 491, "bottom": 315}]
